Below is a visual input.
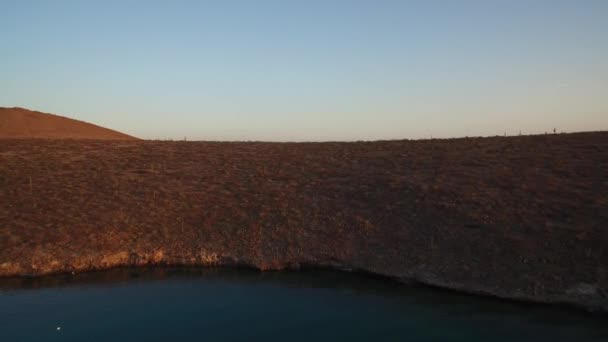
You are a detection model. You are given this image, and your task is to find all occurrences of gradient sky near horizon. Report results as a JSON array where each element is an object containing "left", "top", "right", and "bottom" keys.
[{"left": 1, "top": 1, "right": 607, "bottom": 141}]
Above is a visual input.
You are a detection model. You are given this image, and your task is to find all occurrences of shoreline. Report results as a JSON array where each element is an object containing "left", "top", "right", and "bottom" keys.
[
  {"left": 1, "top": 261, "right": 606, "bottom": 314},
  {"left": 2, "top": 133, "right": 607, "bottom": 314}
]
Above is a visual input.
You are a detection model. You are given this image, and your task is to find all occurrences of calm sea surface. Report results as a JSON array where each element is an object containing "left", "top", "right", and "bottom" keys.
[{"left": 0, "top": 267, "right": 606, "bottom": 341}]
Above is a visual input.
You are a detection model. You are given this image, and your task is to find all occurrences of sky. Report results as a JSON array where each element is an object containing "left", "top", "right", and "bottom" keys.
[{"left": 1, "top": 1, "right": 607, "bottom": 141}]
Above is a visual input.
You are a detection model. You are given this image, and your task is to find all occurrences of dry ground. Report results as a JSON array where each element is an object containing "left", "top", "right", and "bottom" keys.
[{"left": 0, "top": 132, "right": 607, "bottom": 310}]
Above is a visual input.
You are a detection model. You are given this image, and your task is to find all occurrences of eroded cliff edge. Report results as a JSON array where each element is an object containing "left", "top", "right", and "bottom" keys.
[{"left": 1, "top": 133, "right": 606, "bottom": 311}]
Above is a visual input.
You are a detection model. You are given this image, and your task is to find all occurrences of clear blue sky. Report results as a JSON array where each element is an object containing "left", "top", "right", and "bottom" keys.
[{"left": 1, "top": 1, "right": 607, "bottom": 141}]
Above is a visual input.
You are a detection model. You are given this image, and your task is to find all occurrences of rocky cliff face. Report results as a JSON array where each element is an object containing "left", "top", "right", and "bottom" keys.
[{"left": 1, "top": 133, "right": 606, "bottom": 311}]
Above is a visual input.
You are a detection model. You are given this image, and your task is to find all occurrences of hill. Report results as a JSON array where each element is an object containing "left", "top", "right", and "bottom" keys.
[
  {"left": 0, "top": 107, "right": 136, "bottom": 140},
  {"left": 0, "top": 132, "right": 606, "bottom": 311}
]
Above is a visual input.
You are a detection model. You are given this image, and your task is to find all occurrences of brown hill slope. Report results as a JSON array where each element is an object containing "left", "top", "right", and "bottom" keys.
[
  {"left": 0, "top": 132, "right": 606, "bottom": 311},
  {"left": 0, "top": 107, "right": 136, "bottom": 140}
]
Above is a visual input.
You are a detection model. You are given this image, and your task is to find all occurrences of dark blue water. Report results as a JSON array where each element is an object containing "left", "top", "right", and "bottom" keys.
[{"left": 0, "top": 268, "right": 606, "bottom": 341}]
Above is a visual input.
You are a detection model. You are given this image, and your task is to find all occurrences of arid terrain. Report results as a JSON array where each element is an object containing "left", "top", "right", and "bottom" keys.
[
  {"left": 0, "top": 107, "right": 136, "bottom": 140},
  {"left": 0, "top": 131, "right": 607, "bottom": 311}
]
